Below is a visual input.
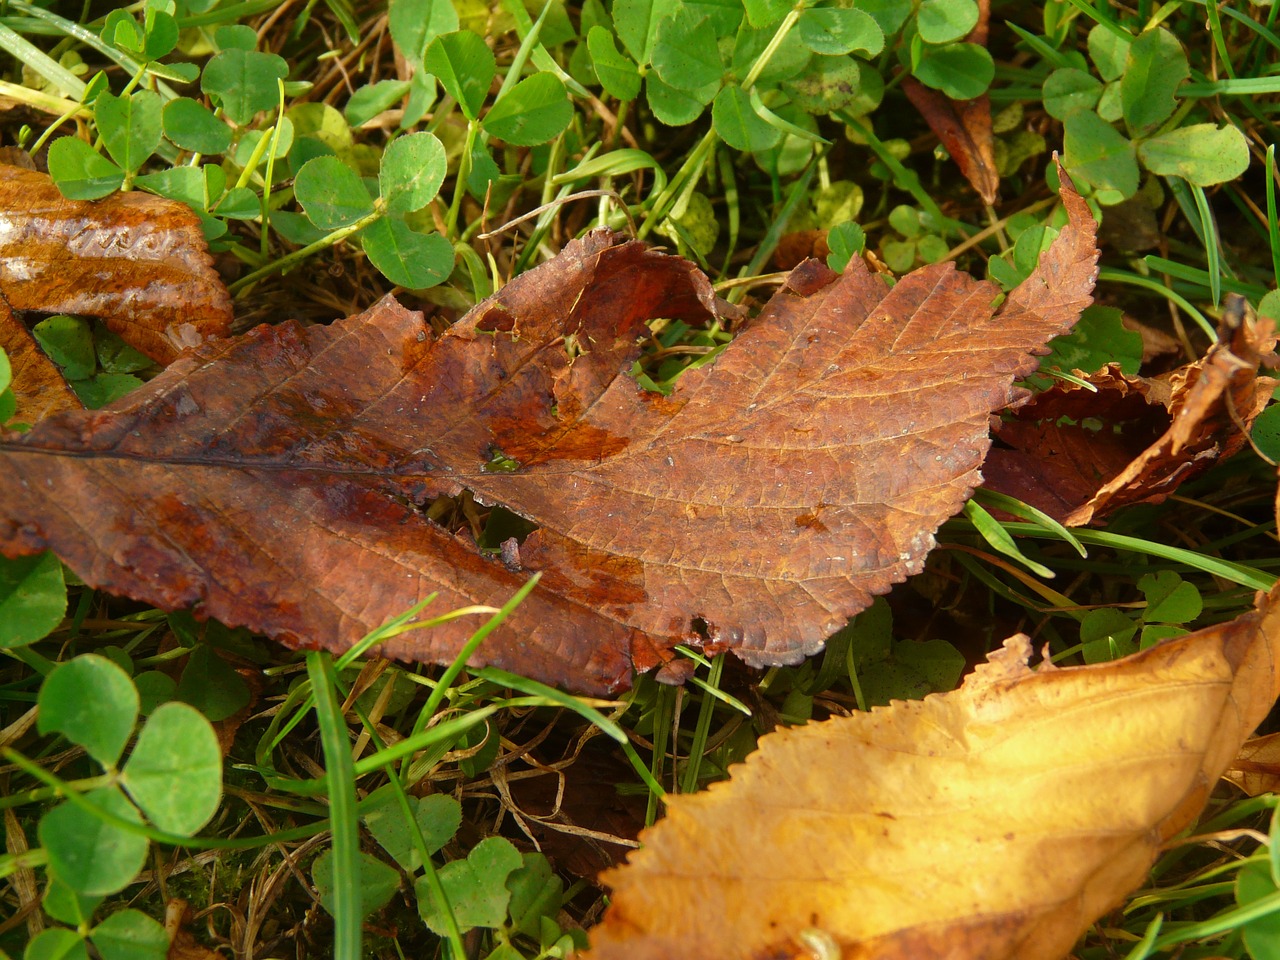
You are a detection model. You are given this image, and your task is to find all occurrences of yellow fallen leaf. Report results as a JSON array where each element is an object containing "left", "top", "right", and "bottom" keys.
[{"left": 587, "top": 584, "right": 1280, "bottom": 960}]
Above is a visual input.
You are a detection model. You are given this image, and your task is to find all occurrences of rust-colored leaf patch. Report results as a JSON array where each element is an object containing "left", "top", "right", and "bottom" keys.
[
  {"left": 0, "top": 295, "right": 81, "bottom": 423},
  {"left": 0, "top": 175, "right": 1097, "bottom": 693},
  {"left": 0, "top": 164, "right": 232, "bottom": 364},
  {"left": 586, "top": 583, "right": 1280, "bottom": 960},
  {"left": 985, "top": 300, "right": 1277, "bottom": 525}
]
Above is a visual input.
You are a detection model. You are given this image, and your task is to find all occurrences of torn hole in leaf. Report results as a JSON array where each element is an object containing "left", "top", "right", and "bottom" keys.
[
  {"left": 417, "top": 487, "right": 537, "bottom": 559},
  {"left": 629, "top": 317, "right": 732, "bottom": 395},
  {"left": 482, "top": 444, "right": 523, "bottom": 473}
]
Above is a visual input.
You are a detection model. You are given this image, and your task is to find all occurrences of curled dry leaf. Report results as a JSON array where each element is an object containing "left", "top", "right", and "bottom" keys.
[
  {"left": 0, "top": 164, "right": 232, "bottom": 364},
  {"left": 984, "top": 299, "right": 1277, "bottom": 525},
  {"left": 0, "top": 172, "right": 1097, "bottom": 694},
  {"left": 1225, "top": 732, "right": 1280, "bottom": 797},
  {"left": 586, "top": 582, "right": 1280, "bottom": 960},
  {"left": 0, "top": 295, "right": 81, "bottom": 423}
]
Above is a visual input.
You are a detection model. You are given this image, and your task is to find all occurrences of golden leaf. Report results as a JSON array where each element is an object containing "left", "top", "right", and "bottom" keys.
[{"left": 587, "top": 584, "right": 1280, "bottom": 960}]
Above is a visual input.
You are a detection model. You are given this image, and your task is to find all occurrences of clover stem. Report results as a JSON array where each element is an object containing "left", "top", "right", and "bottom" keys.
[
  {"left": 446, "top": 120, "right": 478, "bottom": 239},
  {"left": 228, "top": 207, "right": 384, "bottom": 297},
  {"left": 740, "top": 6, "right": 803, "bottom": 91}
]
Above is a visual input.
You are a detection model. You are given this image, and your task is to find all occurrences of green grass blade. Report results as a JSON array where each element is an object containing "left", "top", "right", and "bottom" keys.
[
  {"left": 1151, "top": 887, "right": 1280, "bottom": 949},
  {"left": 972, "top": 489, "right": 1087, "bottom": 558},
  {"left": 1005, "top": 21, "right": 1072, "bottom": 69},
  {"left": 1141, "top": 256, "right": 1267, "bottom": 300},
  {"left": 1097, "top": 268, "right": 1216, "bottom": 340},
  {"left": 680, "top": 653, "right": 725, "bottom": 794},
  {"left": 962, "top": 499, "right": 1057, "bottom": 578},
  {"left": 9, "top": 2, "right": 177, "bottom": 100},
  {"left": 306, "top": 651, "right": 361, "bottom": 960},
  {"left": 1268, "top": 144, "right": 1280, "bottom": 286},
  {"left": 417, "top": 574, "right": 541, "bottom": 725},
  {"left": 499, "top": 0, "right": 589, "bottom": 97},
  {"left": 0, "top": 21, "right": 84, "bottom": 97},
  {"left": 1191, "top": 183, "right": 1224, "bottom": 307},
  {"left": 1204, "top": 0, "right": 1235, "bottom": 80},
  {"left": 1121, "top": 914, "right": 1164, "bottom": 960},
  {"left": 552, "top": 148, "right": 669, "bottom": 202},
  {"left": 953, "top": 520, "right": 1275, "bottom": 590},
  {"left": 476, "top": 666, "right": 626, "bottom": 742}
]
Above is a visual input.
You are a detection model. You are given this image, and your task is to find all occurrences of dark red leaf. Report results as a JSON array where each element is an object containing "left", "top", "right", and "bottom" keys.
[{"left": 0, "top": 173, "right": 1098, "bottom": 693}]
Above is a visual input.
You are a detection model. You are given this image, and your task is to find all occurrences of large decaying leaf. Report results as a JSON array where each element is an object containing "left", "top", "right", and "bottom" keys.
[
  {"left": 984, "top": 300, "right": 1276, "bottom": 525},
  {"left": 0, "top": 173, "right": 1097, "bottom": 693},
  {"left": 0, "top": 164, "right": 232, "bottom": 364},
  {"left": 586, "top": 582, "right": 1280, "bottom": 960}
]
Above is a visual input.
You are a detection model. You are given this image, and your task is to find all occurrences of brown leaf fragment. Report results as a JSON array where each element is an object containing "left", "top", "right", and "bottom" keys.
[
  {"left": 901, "top": 1, "right": 996, "bottom": 205},
  {"left": 586, "top": 582, "right": 1280, "bottom": 960},
  {"left": 0, "top": 164, "right": 232, "bottom": 364},
  {"left": 0, "top": 295, "right": 81, "bottom": 423},
  {"left": 985, "top": 299, "right": 1277, "bottom": 525},
  {"left": 903, "top": 78, "right": 999, "bottom": 205},
  {"left": 1225, "top": 731, "right": 1280, "bottom": 797},
  {"left": 164, "top": 899, "right": 219, "bottom": 960},
  {"left": 0, "top": 174, "right": 1098, "bottom": 693},
  {"left": 773, "top": 230, "right": 830, "bottom": 271}
]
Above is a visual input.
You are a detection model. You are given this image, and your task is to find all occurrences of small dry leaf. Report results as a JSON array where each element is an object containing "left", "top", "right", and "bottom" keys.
[
  {"left": 0, "top": 164, "right": 232, "bottom": 364},
  {"left": 773, "top": 230, "right": 830, "bottom": 271},
  {"left": 903, "top": 78, "right": 998, "bottom": 206},
  {"left": 901, "top": 0, "right": 997, "bottom": 205},
  {"left": 0, "top": 171, "right": 1097, "bottom": 693},
  {"left": 587, "top": 582, "right": 1280, "bottom": 960},
  {"left": 984, "top": 301, "right": 1277, "bottom": 525},
  {"left": 0, "top": 296, "right": 81, "bottom": 422},
  {"left": 164, "top": 899, "right": 220, "bottom": 960},
  {"left": 1225, "top": 731, "right": 1280, "bottom": 797}
]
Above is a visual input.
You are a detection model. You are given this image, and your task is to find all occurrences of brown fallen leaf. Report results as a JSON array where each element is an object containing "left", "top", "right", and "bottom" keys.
[
  {"left": 0, "top": 171, "right": 1098, "bottom": 694},
  {"left": 984, "top": 299, "right": 1277, "bottom": 525},
  {"left": 586, "top": 582, "right": 1280, "bottom": 960},
  {"left": 0, "top": 295, "right": 81, "bottom": 423},
  {"left": 0, "top": 164, "right": 232, "bottom": 364},
  {"left": 901, "top": 0, "right": 998, "bottom": 205},
  {"left": 773, "top": 229, "right": 830, "bottom": 271},
  {"left": 1225, "top": 731, "right": 1280, "bottom": 797}
]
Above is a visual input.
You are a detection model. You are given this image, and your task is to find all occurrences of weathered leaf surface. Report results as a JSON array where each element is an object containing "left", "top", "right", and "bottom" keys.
[
  {"left": 0, "top": 176, "right": 1097, "bottom": 693},
  {"left": 0, "top": 164, "right": 232, "bottom": 364},
  {"left": 587, "top": 583, "right": 1280, "bottom": 960},
  {"left": 985, "top": 301, "right": 1276, "bottom": 525},
  {"left": 0, "top": 296, "right": 81, "bottom": 423}
]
